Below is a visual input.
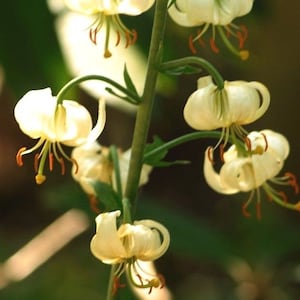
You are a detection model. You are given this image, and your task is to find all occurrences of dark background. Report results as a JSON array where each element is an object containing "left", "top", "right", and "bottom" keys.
[{"left": 0, "top": 1, "right": 300, "bottom": 299}]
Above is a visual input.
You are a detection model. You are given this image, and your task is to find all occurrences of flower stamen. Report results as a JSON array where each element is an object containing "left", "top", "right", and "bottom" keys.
[{"left": 16, "top": 147, "right": 27, "bottom": 166}]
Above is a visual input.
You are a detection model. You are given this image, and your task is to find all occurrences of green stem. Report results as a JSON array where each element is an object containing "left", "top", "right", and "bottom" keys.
[
  {"left": 124, "top": 0, "right": 169, "bottom": 212},
  {"left": 106, "top": 265, "right": 117, "bottom": 300},
  {"left": 160, "top": 56, "right": 224, "bottom": 89},
  {"left": 143, "top": 131, "right": 222, "bottom": 161},
  {"left": 56, "top": 74, "right": 141, "bottom": 105}
]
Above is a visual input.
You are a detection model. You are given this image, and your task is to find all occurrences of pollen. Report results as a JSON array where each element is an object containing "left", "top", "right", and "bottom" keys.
[{"left": 35, "top": 174, "right": 46, "bottom": 185}]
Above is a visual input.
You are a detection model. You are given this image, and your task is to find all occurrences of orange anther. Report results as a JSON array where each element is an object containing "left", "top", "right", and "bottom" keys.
[
  {"left": 256, "top": 202, "right": 262, "bottom": 220},
  {"left": 89, "top": 28, "right": 97, "bottom": 45},
  {"left": 115, "top": 31, "right": 121, "bottom": 47},
  {"left": 242, "top": 203, "right": 251, "bottom": 218},
  {"left": 16, "top": 147, "right": 26, "bottom": 166},
  {"left": 209, "top": 38, "right": 219, "bottom": 53},
  {"left": 49, "top": 152, "right": 54, "bottom": 171},
  {"left": 59, "top": 157, "right": 66, "bottom": 175},
  {"left": 285, "top": 172, "right": 299, "bottom": 194},
  {"left": 207, "top": 147, "right": 215, "bottom": 164},
  {"left": 188, "top": 35, "right": 197, "bottom": 54},
  {"left": 34, "top": 153, "right": 39, "bottom": 173}
]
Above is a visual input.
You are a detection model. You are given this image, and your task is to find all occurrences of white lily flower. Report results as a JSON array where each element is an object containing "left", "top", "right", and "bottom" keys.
[
  {"left": 168, "top": 0, "right": 254, "bottom": 59},
  {"left": 15, "top": 88, "right": 105, "bottom": 184},
  {"left": 90, "top": 210, "right": 170, "bottom": 293},
  {"left": 64, "top": 0, "right": 155, "bottom": 57},
  {"left": 71, "top": 141, "right": 152, "bottom": 196},
  {"left": 204, "top": 130, "right": 300, "bottom": 217},
  {"left": 71, "top": 142, "right": 112, "bottom": 195},
  {"left": 184, "top": 76, "right": 270, "bottom": 143}
]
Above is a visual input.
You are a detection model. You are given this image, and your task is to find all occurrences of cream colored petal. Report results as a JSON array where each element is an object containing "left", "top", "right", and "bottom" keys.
[
  {"left": 169, "top": 0, "right": 254, "bottom": 26},
  {"left": 54, "top": 12, "right": 147, "bottom": 112},
  {"left": 117, "top": 0, "right": 155, "bottom": 15},
  {"left": 260, "top": 130, "right": 290, "bottom": 160},
  {"left": 183, "top": 77, "right": 223, "bottom": 130},
  {"left": 133, "top": 220, "right": 170, "bottom": 261},
  {"left": 203, "top": 147, "right": 239, "bottom": 194},
  {"left": 14, "top": 88, "right": 57, "bottom": 139},
  {"left": 64, "top": 0, "right": 104, "bottom": 14},
  {"left": 90, "top": 210, "right": 127, "bottom": 264},
  {"left": 225, "top": 80, "right": 270, "bottom": 125},
  {"left": 86, "top": 97, "right": 106, "bottom": 143},
  {"left": 220, "top": 158, "right": 262, "bottom": 191},
  {"left": 54, "top": 100, "right": 93, "bottom": 146}
]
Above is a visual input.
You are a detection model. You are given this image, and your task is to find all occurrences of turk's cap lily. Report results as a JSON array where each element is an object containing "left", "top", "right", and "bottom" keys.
[
  {"left": 183, "top": 76, "right": 270, "bottom": 131},
  {"left": 15, "top": 88, "right": 105, "bottom": 184},
  {"left": 71, "top": 141, "right": 152, "bottom": 196},
  {"left": 168, "top": 0, "right": 254, "bottom": 27},
  {"left": 64, "top": 0, "right": 155, "bottom": 16},
  {"left": 64, "top": 0, "right": 155, "bottom": 57},
  {"left": 168, "top": 0, "right": 254, "bottom": 59},
  {"left": 90, "top": 210, "right": 170, "bottom": 264},
  {"left": 204, "top": 130, "right": 290, "bottom": 194},
  {"left": 204, "top": 130, "right": 300, "bottom": 217},
  {"left": 71, "top": 142, "right": 112, "bottom": 195}
]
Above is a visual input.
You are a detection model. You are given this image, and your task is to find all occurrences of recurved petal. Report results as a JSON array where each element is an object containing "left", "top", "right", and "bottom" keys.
[
  {"left": 14, "top": 88, "right": 56, "bottom": 139},
  {"left": 56, "top": 100, "right": 93, "bottom": 146},
  {"left": 219, "top": 157, "right": 262, "bottom": 191},
  {"left": 133, "top": 220, "right": 170, "bottom": 261},
  {"left": 117, "top": 0, "right": 155, "bottom": 15},
  {"left": 90, "top": 210, "right": 127, "bottom": 264},
  {"left": 183, "top": 77, "right": 223, "bottom": 130},
  {"left": 64, "top": 0, "right": 102, "bottom": 14},
  {"left": 204, "top": 147, "right": 239, "bottom": 194}
]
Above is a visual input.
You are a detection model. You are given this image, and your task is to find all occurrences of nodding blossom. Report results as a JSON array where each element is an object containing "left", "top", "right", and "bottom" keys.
[
  {"left": 14, "top": 88, "right": 105, "bottom": 184},
  {"left": 90, "top": 210, "right": 170, "bottom": 294},
  {"left": 71, "top": 141, "right": 152, "bottom": 196},
  {"left": 204, "top": 130, "right": 300, "bottom": 218},
  {"left": 64, "top": 0, "right": 155, "bottom": 57},
  {"left": 183, "top": 75, "right": 270, "bottom": 147},
  {"left": 168, "top": 0, "right": 254, "bottom": 59}
]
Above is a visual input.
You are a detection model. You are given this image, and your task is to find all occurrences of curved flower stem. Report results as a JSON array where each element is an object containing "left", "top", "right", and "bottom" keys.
[
  {"left": 160, "top": 56, "right": 224, "bottom": 89},
  {"left": 124, "top": 0, "right": 169, "bottom": 212},
  {"left": 106, "top": 264, "right": 117, "bottom": 300},
  {"left": 143, "top": 131, "right": 222, "bottom": 161},
  {"left": 56, "top": 74, "right": 141, "bottom": 105},
  {"left": 109, "top": 145, "right": 123, "bottom": 197}
]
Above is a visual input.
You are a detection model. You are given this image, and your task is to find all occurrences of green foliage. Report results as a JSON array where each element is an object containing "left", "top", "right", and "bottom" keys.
[{"left": 144, "top": 136, "right": 189, "bottom": 167}]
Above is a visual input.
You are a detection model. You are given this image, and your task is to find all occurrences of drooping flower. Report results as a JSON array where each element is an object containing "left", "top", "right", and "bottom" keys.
[
  {"left": 15, "top": 88, "right": 106, "bottom": 184},
  {"left": 183, "top": 75, "right": 270, "bottom": 146},
  {"left": 90, "top": 210, "right": 170, "bottom": 294},
  {"left": 71, "top": 141, "right": 152, "bottom": 195},
  {"left": 168, "top": 0, "right": 254, "bottom": 59},
  {"left": 204, "top": 129, "right": 300, "bottom": 218},
  {"left": 64, "top": 0, "right": 155, "bottom": 57}
]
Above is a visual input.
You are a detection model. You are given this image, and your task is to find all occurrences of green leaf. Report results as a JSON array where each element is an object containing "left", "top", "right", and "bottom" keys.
[
  {"left": 144, "top": 136, "right": 189, "bottom": 167},
  {"left": 123, "top": 64, "right": 139, "bottom": 97},
  {"left": 91, "top": 181, "right": 122, "bottom": 212},
  {"left": 105, "top": 87, "right": 137, "bottom": 105},
  {"left": 161, "top": 64, "right": 203, "bottom": 76}
]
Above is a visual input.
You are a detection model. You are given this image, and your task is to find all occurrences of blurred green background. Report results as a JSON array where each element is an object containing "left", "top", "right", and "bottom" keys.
[{"left": 1, "top": 1, "right": 300, "bottom": 299}]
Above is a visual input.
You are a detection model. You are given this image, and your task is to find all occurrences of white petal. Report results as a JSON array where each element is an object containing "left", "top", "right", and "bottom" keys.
[
  {"left": 90, "top": 210, "right": 127, "bottom": 264},
  {"left": 86, "top": 97, "right": 106, "bottom": 143},
  {"left": 14, "top": 88, "right": 56, "bottom": 139},
  {"left": 183, "top": 76, "right": 223, "bottom": 130},
  {"left": 203, "top": 147, "right": 239, "bottom": 194},
  {"left": 132, "top": 220, "right": 170, "bottom": 261},
  {"left": 169, "top": 0, "right": 254, "bottom": 26},
  {"left": 54, "top": 12, "right": 147, "bottom": 112},
  {"left": 225, "top": 80, "right": 270, "bottom": 125},
  {"left": 55, "top": 100, "right": 93, "bottom": 146}
]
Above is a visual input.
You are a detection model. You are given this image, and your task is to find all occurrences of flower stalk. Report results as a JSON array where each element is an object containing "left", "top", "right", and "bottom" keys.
[{"left": 124, "top": 0, "right": 169, "bottom": 211}]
